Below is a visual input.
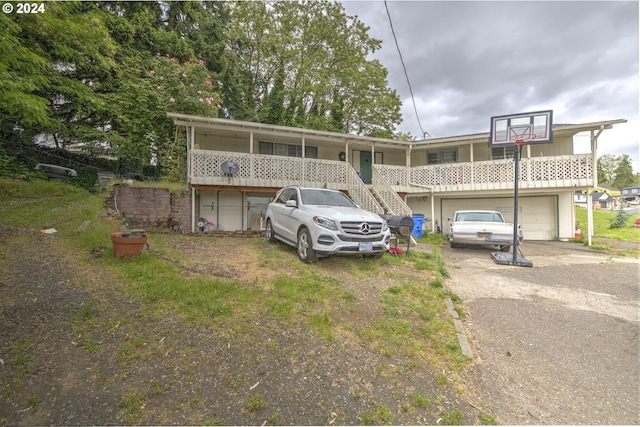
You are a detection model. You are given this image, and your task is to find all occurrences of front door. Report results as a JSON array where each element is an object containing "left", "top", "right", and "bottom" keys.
[{"left": 359, "top": 151, "right": 372, "bottom": 184}]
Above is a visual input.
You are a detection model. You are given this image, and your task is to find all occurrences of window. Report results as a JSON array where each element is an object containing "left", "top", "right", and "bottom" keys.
[
  {"left": 492, "top": 146, "right": 515, "bottom": 160},
  {"left": 456, "top": 212, "right": 504, "bottom": 223},
  {"left": 259, "top": 141, "right": 317, "bottom": 158},
  {"left": 427, "top": 149, "right": 457, "bottom": 165},
  {"left": 300, "top": 189, "right": 355, "bottom": 207},
  {"left": 275, "top": 188, "right": 296, "bottom": 204}
]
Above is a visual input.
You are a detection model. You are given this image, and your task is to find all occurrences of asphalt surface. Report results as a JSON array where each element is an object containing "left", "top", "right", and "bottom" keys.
[{"left": 439, "top": 241, "right": 639, "bottom": 425}]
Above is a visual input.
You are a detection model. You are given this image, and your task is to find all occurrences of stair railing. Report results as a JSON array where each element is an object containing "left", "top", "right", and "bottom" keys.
[
  {"left": 346, "top": 164, "right": 385, "bottom": 214},
  {"left": 372, "top": 165, "right": 412, "bottom": 217}
]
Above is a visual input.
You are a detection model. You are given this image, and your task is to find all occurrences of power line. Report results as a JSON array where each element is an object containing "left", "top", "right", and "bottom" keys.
[{"left": 384, "top": 1, "right": 431, "bottom": 139}]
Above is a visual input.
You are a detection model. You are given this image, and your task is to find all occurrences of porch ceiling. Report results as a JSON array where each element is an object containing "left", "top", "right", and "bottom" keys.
[
  {"left": 410, "top": 119, "right": 627, "bottom": 147},
  {"left": 168, "top": 113, "right": 409, "bottom": 150},
  {"left": 169, "top": 113, "right": 626, "bottom": 150}
]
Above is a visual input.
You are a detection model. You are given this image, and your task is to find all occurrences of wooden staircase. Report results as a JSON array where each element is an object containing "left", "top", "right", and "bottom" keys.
[{"left": 369, "top": 186, "right": 392, "bottom": 214}]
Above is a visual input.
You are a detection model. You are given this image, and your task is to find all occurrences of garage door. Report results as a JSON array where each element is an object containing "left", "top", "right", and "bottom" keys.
[{"left": 441, "top": 196, "right": 556, "bottom": 240}]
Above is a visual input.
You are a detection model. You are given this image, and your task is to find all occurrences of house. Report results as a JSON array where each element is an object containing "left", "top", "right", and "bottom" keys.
[
  {"left": 621, "top": 185, "right": 640, "bottom": 203},
  {"left": 574, "top": 191, "right": 588, "bottom": 207},
  {"left": 595, "top": 184, "right": 621, "bottom": 197},
  {"left": 574, "top": 186, "right": 620, "bottom": 209},
  {"left": 591, "top": 191, "right": 618, "bottom": 210},
  {"left": 168, "top": 113, "right": 626, "bottom": 241}
]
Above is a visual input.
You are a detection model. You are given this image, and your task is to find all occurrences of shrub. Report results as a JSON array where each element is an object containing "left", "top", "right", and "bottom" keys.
[{"left": 609, "top": 206, "right": 631, "bottom": 229}]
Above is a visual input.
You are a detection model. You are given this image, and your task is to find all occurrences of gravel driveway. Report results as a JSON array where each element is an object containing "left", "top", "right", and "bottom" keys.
[{"left": 442, "top": 241, "right": 639, "bottom": 424}]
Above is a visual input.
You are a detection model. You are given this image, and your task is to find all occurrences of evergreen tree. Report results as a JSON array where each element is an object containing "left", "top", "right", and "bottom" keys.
[
  {"left": 609, "top": 204, "right": 631, "bottom": 228},
  {"left": 612, "top": 154, "right": 636, "bottom": 188}
]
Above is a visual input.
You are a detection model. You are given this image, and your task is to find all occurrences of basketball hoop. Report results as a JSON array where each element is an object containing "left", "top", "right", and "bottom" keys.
[
  {"left": 510, "top": 133, "right": 536, "bottom": 147},
  {"left": 488, "top": 110, "right": 553, "bottom": 268}
]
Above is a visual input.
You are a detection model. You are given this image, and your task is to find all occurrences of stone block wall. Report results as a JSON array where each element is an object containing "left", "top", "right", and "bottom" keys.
[
  {"left": 170, "top": 191, "right": 191, "bottom": 231},
  {"left": 107, "top": 185, "right": 190, "bottom": 232}
]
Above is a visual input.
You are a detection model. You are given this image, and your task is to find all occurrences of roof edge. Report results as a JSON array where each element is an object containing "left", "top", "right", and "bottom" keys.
[{"left": 168, "top": 113, "right": 627, "bottom": 146}]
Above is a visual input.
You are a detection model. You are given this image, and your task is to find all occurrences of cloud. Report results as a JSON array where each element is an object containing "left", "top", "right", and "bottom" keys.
[{"left": 342, "top": 0, "right": 639, "bottom": 171}]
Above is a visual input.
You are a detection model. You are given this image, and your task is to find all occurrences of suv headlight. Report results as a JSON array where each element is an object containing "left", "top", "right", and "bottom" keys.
[
  {"left": 382, "top": 221, "right": 389, "bottom": 232},
  {"left": 313, "top": 216, "right": 338, "bottom": 231}
]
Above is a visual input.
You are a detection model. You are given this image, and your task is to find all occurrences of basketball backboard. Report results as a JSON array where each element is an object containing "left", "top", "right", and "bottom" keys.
[{"left": 489, "top": 110, "right": 553, "bottom": 147}]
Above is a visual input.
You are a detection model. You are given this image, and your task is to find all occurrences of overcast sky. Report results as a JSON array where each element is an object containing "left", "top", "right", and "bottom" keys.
[{"left": 341, "top": 1, "right": 639, "bottom": 172}]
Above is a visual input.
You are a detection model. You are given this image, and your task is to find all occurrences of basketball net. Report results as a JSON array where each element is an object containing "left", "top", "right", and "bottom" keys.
[{"left": 510, "top": 133, "right": 536, "bottom": 147}]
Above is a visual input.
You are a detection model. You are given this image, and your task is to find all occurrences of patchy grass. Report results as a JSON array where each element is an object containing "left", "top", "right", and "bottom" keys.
[
  {"left": 358, "top": 278, "right": 466, "bottom": 369},
  {"left": 25, "top": 395, "right": 41, "bottom": 409},
  {"left": 244, "top": 393, "right": 266, "bottom": 412},
  {"left": 360, "top": 402, "right": 395, "bottom": 425},
  {"left": 118, "top": 387, "right": 147, "bottom": 424},
  {"left": 438, "top": 409, "right": 466, "bottom": 425},
  {"left": 7, "top": 341, "right": 34, "bottom": 379},
  {"left": 418, "top": 232, "right": 449, "bottom": 246},
  {"left": 575, "top": 206, "right": 640, "bottom": 256},
  {"left": 408, "top": 391, "right": 431, "bottom": 409},
  {"left": 575, "top": 206, "right": 640, "bottom": 239},
  {"left": 0, "top": 180, "right": 454, "bottom": 328},
  {"left": 0, "top": 179, "right": 479, "bottom": 425},
  {"left": 479, "top": 412, "right": 498, "bottom": 425}
]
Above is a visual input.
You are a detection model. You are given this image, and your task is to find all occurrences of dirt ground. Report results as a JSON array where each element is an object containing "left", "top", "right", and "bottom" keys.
[{"left": 0, "top": 227, "right": 487, "bottom": 426}]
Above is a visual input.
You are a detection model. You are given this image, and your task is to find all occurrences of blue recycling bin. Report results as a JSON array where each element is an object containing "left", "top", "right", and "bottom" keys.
[{"left": 411, "top": 214, "right": 425, "bottom": 238}]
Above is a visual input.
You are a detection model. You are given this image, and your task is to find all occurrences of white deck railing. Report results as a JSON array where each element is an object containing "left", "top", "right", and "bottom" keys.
[
  {"left": 190, "top": 150, "right": 594, "bottom": 194},
  {"left": 190, "top": 150, "right": 348, "bottom": 190},
  {"left": 376, "top": 154, "right": 594, "bottom": 192}
]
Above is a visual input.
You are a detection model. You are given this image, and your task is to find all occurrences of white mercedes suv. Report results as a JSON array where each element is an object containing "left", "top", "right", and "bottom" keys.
[{"left": 264, "top": 186, "right": 391, "bottom": 263}]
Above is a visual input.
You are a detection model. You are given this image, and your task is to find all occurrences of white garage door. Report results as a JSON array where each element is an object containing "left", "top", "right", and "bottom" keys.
[{"left": 441, "top": 196, "right": 556, "bottom": 240}]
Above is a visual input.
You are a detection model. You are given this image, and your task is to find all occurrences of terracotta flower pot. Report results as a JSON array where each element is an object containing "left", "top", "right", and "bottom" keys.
[{"left": 111, "top": 232, "right": 148, "bottom": 259}]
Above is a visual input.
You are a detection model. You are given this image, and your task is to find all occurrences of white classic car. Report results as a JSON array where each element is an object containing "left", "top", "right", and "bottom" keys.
[{"left": 448, "top": 210, "right": 522, "bottom": 251}]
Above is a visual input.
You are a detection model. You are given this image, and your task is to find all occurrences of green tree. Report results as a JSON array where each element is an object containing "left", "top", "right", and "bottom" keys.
[
  {"left": 0, "top": 14, "right": 50, "bottom": 127},
  {"left": 95, "top": 1, "right": 228, "bottom": 177},
  {"left": 223, "top": 1, "right": 275, "bottom": 122},
  {"left": 598, "top": 154, "right": 638, "bottom": 188},
  {"left": 1, "top": 0, "right": 409, "bottom": 184},
  {"left": 106, "top": 54, "right": 222, "bottom": 180},
  {"left": 260, "top": 66, "right": 286, "bottom": 125},
  {"left": 609, "top": 205, "right": 631, "bottom": 229},
  {"left": 163, "top": 1, "right": 229, "bottom": 74},
  {"left": 612, "top": 154, "right": 636, "bottom": 188},
  {"left": 597, "top": 154, "right": 618, "bottom": 185},
  {"left": 0, "top": 2, "right": 116, "bottom": 148},
  {"left": 224, "top": 1, "right": 403, "bottom": 136}
]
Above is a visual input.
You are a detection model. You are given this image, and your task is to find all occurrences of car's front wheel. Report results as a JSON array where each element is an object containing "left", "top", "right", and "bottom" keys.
[
  {"left": 297, "top": 227, "right": 318, "bottom": 263},
  {"left": 265, "top": 219, "right": 277, "bottom": 243}
]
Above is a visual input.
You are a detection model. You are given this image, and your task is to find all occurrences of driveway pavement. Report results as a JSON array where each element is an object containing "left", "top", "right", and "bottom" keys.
[{"left": 440, "top": 241, "right": 639, "bottom": 425}]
